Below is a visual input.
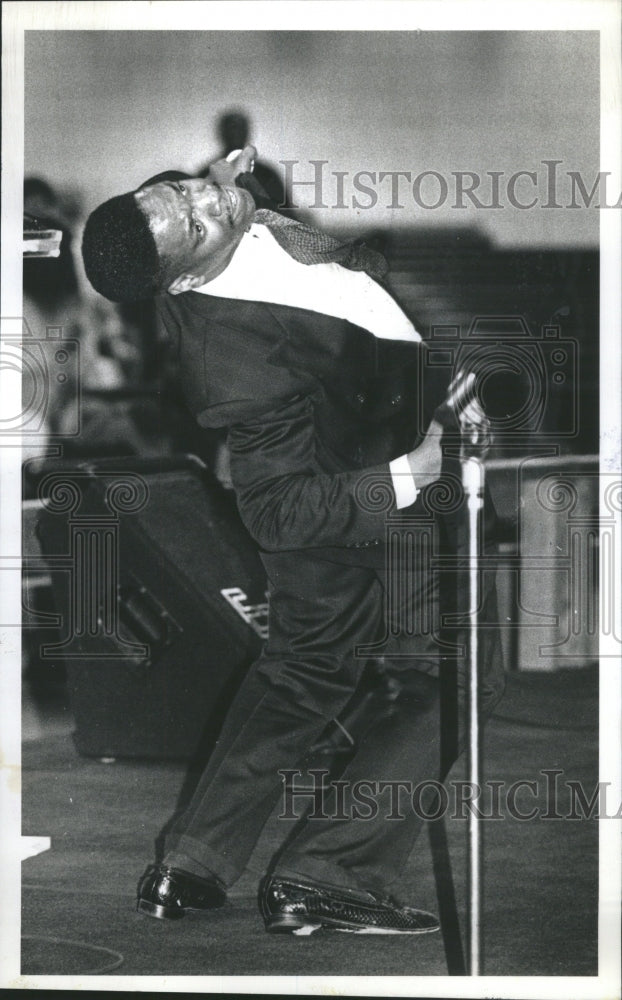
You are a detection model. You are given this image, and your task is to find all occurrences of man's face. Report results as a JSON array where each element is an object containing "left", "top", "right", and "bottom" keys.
[{"left": 135, "top": 177, "right": 255, "bottom": 293}]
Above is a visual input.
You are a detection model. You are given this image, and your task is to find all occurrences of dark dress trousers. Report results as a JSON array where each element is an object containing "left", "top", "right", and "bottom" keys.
[{"left": 156, "top": 288, "right": 505, "bottom": 897}]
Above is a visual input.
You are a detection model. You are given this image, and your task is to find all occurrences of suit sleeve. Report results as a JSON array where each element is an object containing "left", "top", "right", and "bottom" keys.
[{"left": 228, "top": 394, "right": 403, "bottom": 552}]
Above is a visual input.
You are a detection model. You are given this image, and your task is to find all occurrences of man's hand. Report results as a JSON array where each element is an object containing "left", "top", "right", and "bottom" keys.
[
  {"left": 406, "top": 417, "right": 444, "bottom": 487},
  {"left": 407, "top": 370, "right": 492, "bottom": 487},
  {"left": 449, "top": 370, "right": 491, "bottom": 454},
  {"left": 207, "top": 144, "right": 257, "bottom": 186},
  {"left": 434, "top": 369, "right": 492, "bottom": 455},
  {"left": 458, "top": 396, "right": 492, "bottom": 455}
]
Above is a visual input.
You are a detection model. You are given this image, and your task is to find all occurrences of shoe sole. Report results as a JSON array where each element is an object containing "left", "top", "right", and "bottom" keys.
[
  {"left": 333, "top": 924, "right": 440, "bottom": 935},
  {"left": 137, "top": 898, "right": 223, "bottom": 920},
  {"left": 265, "top": 913, "right": 439, "bottom": 935},
  {"left": 137, "top": 899, "right": 186, "bottom": 920}
]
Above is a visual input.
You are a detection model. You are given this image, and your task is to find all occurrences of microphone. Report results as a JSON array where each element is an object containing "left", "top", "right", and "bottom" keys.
[
  {"left": 434, "top": 370, "right": 491, "bottom": 455},
  {"left": 433, "top": 371, "right": 477, "bottom": 430}
]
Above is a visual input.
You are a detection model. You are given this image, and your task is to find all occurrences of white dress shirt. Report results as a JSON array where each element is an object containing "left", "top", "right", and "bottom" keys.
[{"left": 196, "top": 223, "right": 420, "bottom": 508}]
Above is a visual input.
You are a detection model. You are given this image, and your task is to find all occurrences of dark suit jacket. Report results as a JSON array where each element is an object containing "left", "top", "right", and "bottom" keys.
[
  {"left": 154, "top": 192, "right": 506, "bottom": 725},
  {"left": 156, "top": 290, "right": 453, "bottom": 557}
]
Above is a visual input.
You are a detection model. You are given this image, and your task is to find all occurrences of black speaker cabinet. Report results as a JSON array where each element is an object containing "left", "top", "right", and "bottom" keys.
[{"left": 35, "top": 455, "right": 267, "bottom": 759}]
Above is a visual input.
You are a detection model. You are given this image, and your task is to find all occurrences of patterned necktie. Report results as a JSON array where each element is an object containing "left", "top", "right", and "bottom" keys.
[
  {"left": 235, "top": 172, "right": 388, "bottom": 282},
  {"left": 253, "top": 208, "right": 388, "bottom": 282}
]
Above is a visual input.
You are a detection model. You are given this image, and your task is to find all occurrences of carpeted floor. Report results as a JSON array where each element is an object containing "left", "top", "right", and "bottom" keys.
[{"left": 21, "top": 667, "right": 599, "bottom": 978}]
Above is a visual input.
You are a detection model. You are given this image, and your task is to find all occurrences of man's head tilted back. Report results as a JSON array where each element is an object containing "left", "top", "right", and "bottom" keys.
[
  {"left": 81, "top": 191, "right": 162, "bottom": 302},
  {"left": 82, "top": 175, "right": 256, "bottom": 303}
]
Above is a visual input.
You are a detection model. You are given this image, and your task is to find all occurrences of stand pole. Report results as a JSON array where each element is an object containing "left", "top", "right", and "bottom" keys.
[{"left": 462, "top": 453, "right": 485, "bottom": 976}]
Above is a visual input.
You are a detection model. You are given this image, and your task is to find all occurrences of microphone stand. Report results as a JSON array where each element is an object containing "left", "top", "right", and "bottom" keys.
[{"left": 460, "top": 419, "right": 488, "bottom": 976}]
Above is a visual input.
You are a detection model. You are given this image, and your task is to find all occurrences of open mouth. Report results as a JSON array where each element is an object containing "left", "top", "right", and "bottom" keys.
[{"left": 222, "top": 185, "right": 238, "bottom": 225}]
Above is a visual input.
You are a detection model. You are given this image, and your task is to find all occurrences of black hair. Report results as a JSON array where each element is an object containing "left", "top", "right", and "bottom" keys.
[{"left": 81, "top": 192, "right": 164, "bottom": 303}]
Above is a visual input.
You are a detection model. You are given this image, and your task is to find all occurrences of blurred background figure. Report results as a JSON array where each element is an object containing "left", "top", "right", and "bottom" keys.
[
  {"left": 22, "top": 176, "right": 183, "bottom": 473},
  {"left": 24, "top": 178, "right": 139, "bottom": 427}
]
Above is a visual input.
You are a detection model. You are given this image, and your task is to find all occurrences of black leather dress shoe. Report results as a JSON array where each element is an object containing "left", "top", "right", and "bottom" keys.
[
  {"left": 137, "top": 864, "right": 226, "bottom": 920},
  {"left": 259, "top": 876, "right": 440, "bottom": 935}
]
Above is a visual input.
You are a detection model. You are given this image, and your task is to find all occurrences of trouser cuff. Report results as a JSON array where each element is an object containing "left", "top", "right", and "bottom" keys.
[{"left": 163, "top": 834, "right": 237, "bottom": 887}]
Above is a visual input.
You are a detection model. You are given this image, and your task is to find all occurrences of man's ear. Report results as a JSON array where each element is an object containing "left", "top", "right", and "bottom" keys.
[{"left": 167, "top": 273, "right": 203, "bottom": 296}]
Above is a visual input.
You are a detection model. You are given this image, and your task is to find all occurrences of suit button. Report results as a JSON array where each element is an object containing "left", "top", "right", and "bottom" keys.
[
  {"left": 391, "top": 394, "right": 403, "bottom": 406},
  {"left": 356, "top": 393, "right": 366, "bottom": 405}
]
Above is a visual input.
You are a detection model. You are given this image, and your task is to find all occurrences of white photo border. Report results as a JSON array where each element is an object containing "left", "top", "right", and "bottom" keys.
[{"left": 1, "top": 2, "right": 620, "bottom": 996}]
